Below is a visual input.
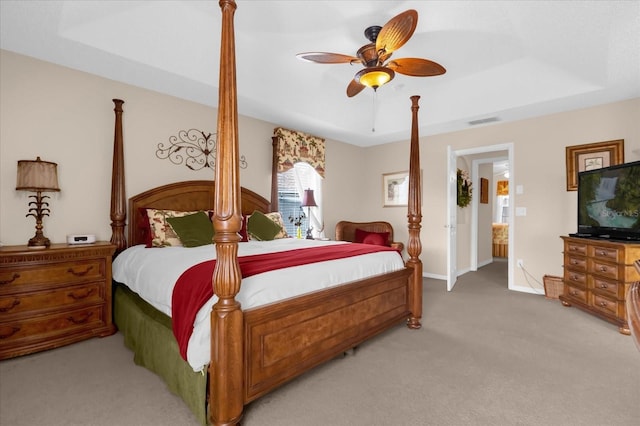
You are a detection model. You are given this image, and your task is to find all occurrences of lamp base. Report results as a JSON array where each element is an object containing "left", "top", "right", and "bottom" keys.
[{"left": 27, "top": 234, "right": 50, "bottom": 249}]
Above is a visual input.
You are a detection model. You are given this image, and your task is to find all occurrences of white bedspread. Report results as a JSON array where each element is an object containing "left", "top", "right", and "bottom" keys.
[{"left": 112, "top": 239, "right": 405, "bottom": 372}]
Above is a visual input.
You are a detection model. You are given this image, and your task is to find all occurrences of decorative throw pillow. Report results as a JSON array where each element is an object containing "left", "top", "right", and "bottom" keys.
[
  {"left": 354, "top": 228, "right": 390, "bottom": 247},
  {"left": 137, "top": 207, "right": 154, "bottom": 247},
  {"left": 264, "top": 212, "right": 289, "bottom": 239},
  {"left": 247, "top": 210, "right": 282, "bottom": 241},
  {"left": 166, "top": 211, "right": 214, "bottom": 247},
  {"left": 146, "top": 208, "right": 201, "bottom": 247},
  {"left": 239, "top": 215, "right": 249, "bottom": 242}
]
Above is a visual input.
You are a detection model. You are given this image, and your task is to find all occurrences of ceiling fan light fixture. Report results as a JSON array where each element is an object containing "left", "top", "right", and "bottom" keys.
[{"left": 356, "top": 67, "right": 395, "bottom": 89}]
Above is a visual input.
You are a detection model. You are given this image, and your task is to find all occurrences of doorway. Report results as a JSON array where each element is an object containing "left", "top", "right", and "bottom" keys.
[{"left": 446, "top": 143, "right": 514, "bottom": 291}]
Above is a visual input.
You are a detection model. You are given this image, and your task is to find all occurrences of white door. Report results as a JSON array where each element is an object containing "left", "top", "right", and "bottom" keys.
[{"left": 446, "top": 146, "right": 458, "bottom": 291}]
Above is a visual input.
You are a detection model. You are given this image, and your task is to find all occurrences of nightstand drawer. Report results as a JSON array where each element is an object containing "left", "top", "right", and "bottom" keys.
[
  {"left": 0, "top": 259, "right": 105, "bottom": 293},
  {"left": 0, "top": 282, "right": 104, "bottom": 316},
  {"left": 0, "top": 305, "right": 105, "bottom": 345}
]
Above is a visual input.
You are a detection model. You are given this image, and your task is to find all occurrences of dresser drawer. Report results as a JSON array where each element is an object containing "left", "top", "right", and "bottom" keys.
[
  {"left": 566, "top": 242, "right": 588, "bottom": 256},
  {"left": 591, "top": 293, "right": 623, "bottom": 318},
  {"left": 564, "top": 269, "right": 587, "bottom": 286},
  {"left": 0, "top": 259, "right": 105, "bottom": 294},
  {"left": 590, "top": 245, "right": 621, "bottom": 262},
  {"left": 565, "top": 284, "right": 588, "bottom": 304},
  {"left": 0, "top": 282, "right": 104, "bottom": 317},
  {"left": 565, "top": 255, "right": 587, "bottom": 271},
  {"left": 590, "top": 277, "right": 622, "bottom": 299},
  {"left": 590, "top": 259, "right": 619, "bottom": 281},
  {"left": 0, "top": 305, "right": 105, "bottom": 344}
]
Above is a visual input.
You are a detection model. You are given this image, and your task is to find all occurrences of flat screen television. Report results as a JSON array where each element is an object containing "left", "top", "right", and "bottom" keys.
[{"left": 574, "top": 160, "right": 640, "bottom": 241}]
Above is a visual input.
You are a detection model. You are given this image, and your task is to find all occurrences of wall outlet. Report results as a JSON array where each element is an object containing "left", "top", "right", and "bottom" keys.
[{"left": 517, "top": 259, "right": 524, "bottom": 268}]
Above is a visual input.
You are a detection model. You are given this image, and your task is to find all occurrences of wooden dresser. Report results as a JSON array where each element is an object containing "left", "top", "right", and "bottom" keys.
[
  {"left": 560, "top": 236, "right": 640, "bottom": 334},
  {"left": 0, "top": 242, "right": 116, "bottom": 359}
]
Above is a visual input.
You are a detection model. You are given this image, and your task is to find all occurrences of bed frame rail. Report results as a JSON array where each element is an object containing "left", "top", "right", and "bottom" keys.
[{"left": 243, "top": 268, "right": 412, "bottom": 402}]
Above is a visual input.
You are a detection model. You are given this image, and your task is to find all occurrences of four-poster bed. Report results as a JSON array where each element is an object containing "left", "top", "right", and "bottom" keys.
[{"left": 109, "top": 1, "right": 424, "bottom": 425}]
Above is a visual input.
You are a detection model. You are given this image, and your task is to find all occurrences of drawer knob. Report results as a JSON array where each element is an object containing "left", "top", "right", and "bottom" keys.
[
  {"left": 598, "top": 301, "right": 608, "bottom": 307},
  {"left": 599, "top": 283, "right": 608, "bottom": 289},
  {"left": 68, "top": 288, "right": 96, "bottom": 300},
  {"left": 67, "top": 266, "right": 94, "bottom": 277},
  {"left": 67, "top": 312, "right": 93, "bottom": 325},
  {"left": 0, "top": 273, "right": 20, "bottom": 285},
  {"left": 0, "top": 326, "right": 20, "bottom": 339},
  {"left": 0, "top": 299, "right": 20, "bottom": 313},
  {"left": 599, "top": 266, "right": 608, "bottom": 272},
  {"left": 570, "top": 290, "right": 578, "bottom": 296}
]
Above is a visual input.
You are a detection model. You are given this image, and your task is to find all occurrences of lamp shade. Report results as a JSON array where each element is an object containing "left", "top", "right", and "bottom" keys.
[
  {"left": 301, "top": 189, "right": 317, "bottom": 207},
  {"left": 356, "top": 67, "right": 395, "bottom": 89},
  {"left": 16, "top": 157, "right": 60, "bottom": 192}
]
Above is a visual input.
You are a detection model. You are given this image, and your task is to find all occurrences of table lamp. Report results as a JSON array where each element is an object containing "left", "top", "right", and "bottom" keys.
[
  {"left": 16, "top": 157, "right": 60, "bottom": 249},
  {"left": 301, "top": 188, "right": 317, "bottom": 239}
]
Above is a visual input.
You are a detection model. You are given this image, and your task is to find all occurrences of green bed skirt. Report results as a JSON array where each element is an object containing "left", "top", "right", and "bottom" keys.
[{"left": 114, "top": 283, "right": 208, "bottom": 425}]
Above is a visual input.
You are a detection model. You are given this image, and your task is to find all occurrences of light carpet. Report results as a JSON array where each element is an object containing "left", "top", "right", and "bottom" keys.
[{"left": 1, "top": 260, "right": 638, "bottom": 425}]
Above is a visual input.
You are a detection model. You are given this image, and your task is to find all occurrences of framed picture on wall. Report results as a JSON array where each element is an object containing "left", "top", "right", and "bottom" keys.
[
  {"left": 565, "top": 139, "right": 624, "bottom": 191},
  {"left": 382, "top": 170, "right": 409, "bottom": 207},
  {"left": 480, "top": 178, "right": 489, "bottom": 204}
]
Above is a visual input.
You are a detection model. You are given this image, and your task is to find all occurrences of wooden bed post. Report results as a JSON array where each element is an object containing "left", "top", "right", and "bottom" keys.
[
  {"left": 210, "top": 1, "right": 244, "bottom": 425},
  {"left": 406, "top": 95, "right": 423, "bottom": 329},
  {"left": 110, "top": 99, "right": 126, "bottom": 255}
]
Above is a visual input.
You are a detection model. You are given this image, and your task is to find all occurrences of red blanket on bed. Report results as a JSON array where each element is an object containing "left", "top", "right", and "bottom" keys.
[{"left": 172, "top": 243, "right": 398, "bottom": 360}]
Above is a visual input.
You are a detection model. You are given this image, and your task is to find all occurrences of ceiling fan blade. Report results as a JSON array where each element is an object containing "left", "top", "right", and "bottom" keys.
[
  {"left": 346, "top": 79, "right": 366, "bottom": 97},
  {"left": 376, "top": 9, "right": 418, "bottom": 57},
  {"left": 387, "top": 58, "right": 446, "bottom": 77},
  {"left": 296, "top": 52, "right": 361, "bottom": 64}
]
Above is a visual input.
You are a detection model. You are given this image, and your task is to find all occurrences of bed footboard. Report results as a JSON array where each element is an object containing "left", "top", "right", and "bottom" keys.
[{"left": 243, "top": 268, "right": 412, "bottom": 402}]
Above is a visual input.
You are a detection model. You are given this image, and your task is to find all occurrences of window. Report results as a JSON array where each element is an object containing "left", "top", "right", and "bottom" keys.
[{"left": 277, "top": 162, "right": 323, "bottom": 238}]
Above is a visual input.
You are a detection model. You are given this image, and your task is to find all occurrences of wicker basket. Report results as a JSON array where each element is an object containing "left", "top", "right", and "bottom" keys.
[{"left": 543, "top": 275, "right": 564, "bottom": 299}]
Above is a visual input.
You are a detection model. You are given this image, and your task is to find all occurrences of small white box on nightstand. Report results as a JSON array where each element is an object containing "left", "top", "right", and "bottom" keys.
[{"left": 67, "top": 234, "right": 96, "bottom": 245}]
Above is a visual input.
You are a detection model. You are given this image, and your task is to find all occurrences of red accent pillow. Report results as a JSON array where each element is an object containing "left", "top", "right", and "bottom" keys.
[
  {"left": 137, "top": 207, "right": 153, "bottom": 247},
  {"left": 354, "top": 228, "right": 390, "bottom": 246},
  {"left": 239, "top": 215, "right": 249, "bottom": 242}
]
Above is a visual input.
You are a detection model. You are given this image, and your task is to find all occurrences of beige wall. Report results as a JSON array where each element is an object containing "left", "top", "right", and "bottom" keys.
[
  {"left": 0, "top": 50, "right": 360, "bottom": 247},
  {"left": 363, "top": 97, "right": 640, "bottom": 289},
  {"left": 2, "top": 49, "right": 639, "bottom": 293}
]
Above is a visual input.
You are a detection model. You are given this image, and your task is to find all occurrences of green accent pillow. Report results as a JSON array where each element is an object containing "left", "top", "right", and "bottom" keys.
[
  {"left": 247, "top": 210, "right": 282, "bottom": 241},
  {"left": 166, "top": 211, "right": 214, "bottom": 247}
]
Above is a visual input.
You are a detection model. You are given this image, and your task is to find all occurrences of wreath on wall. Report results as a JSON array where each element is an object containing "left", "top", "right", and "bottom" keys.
[{"left": 457, "top": 168, "right": 473, "bottom": 208}]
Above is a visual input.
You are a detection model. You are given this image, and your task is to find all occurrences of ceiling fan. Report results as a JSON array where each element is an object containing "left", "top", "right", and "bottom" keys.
[{"left": 296, "top": 9, "right": 446, "bottom": 97}]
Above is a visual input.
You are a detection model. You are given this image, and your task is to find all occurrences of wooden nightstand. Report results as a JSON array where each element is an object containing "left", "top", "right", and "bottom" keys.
[{"left": 0, "top": 242, "right": 116, "bottom": 359}]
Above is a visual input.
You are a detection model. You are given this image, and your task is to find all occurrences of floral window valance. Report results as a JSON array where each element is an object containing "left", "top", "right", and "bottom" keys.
[{"left": 274, "top": 127, "right": 325, "bottom": 178}]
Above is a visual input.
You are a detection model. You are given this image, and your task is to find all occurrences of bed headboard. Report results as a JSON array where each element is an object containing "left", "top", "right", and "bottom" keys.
[{"left": 127, "top": 180, "right": 270, "bottom": 247}]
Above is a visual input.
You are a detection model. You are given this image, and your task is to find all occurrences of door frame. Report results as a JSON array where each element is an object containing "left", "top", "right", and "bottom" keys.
[{"left": 447, "top": 143, "right": 514, "bottom": 291}]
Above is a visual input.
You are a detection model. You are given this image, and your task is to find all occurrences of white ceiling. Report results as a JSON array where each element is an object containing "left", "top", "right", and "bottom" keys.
[{"left": 1, "top": 1, "right": 639, "bottom": 147}]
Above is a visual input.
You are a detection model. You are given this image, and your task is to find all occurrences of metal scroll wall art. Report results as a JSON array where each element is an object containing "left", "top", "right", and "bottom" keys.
[{"left": 156, "top": 129, "right": 248, "bottom": 171}]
